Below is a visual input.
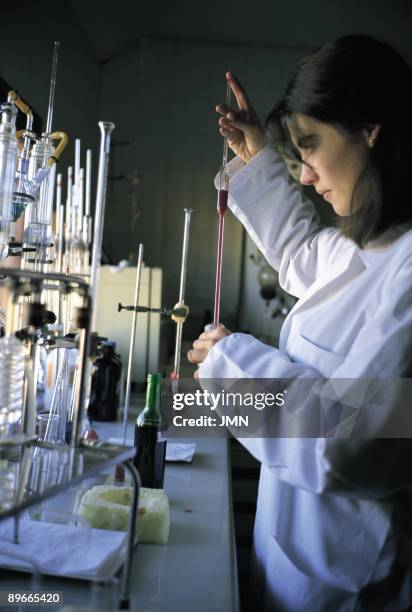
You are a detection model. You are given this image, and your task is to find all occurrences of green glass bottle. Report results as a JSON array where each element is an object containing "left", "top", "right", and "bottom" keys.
[{"left": 134, "top": 373, "right": 162, "bottom": 488}]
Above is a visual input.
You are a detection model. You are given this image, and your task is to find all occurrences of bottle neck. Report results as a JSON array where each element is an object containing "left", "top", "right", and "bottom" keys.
[{"left": 137, "top": 377, "right": 161, "bottom": 427}]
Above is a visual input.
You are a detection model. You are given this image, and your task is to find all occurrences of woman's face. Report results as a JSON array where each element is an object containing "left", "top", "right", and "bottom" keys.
[{"left": 287, "top": 114, "right": 370, "bottom": 216}]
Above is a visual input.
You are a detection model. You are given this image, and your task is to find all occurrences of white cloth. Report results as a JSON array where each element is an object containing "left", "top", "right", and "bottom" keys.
[
  {"left": 201, "top": 148, "right": 412, "bottom": 611},
  {"left": 0, "top": 518, "right": 126, "bottom": 580}
]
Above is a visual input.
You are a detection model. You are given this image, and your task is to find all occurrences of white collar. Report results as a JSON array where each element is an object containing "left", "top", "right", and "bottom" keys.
[{"left": 356, "top": 224, "right": 412, "bottom": 267}]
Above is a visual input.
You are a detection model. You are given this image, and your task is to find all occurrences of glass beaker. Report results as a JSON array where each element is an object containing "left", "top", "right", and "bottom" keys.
[{"left": 36, "top": 412, "right": 65, "bottom": 445}]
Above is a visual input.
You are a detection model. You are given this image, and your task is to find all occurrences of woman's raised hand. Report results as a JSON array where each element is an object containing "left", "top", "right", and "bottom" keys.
[{"left": 217, "top": 72, "right": 266, "bottom": 163}]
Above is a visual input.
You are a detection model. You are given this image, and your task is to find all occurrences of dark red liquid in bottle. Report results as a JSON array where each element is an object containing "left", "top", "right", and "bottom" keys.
[{"left": 134, "top": 425, "right": 157, "bottom": 488}]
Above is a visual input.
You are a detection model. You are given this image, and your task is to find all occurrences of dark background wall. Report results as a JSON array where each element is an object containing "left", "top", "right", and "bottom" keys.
[
  {"left": 0, "top": 0, "right": 100, "bottom": 174},
  {"left": 2, "top": 0, "right": 412, "bottom": 342}
]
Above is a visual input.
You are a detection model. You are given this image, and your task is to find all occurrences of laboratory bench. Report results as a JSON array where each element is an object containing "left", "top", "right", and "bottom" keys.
[{"left": 0, "top": 419, "right": 240, "bottom": 612}]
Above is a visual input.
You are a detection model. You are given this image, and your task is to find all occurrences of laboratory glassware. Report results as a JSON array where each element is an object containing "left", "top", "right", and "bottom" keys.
[
  {"left": 70, "top": 121, "right": 115, "bottom": 448},
  {"left": 171, "top": 208, "right": 193, "bottom": 381},
  {"left": 211, "top": 81, "right": 231, "bottom": 327},
  {"left": 0, "top": 93, "right": 18, "bottom": 259}
]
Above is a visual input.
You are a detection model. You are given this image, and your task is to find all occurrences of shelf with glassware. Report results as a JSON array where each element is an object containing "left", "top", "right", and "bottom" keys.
[{"left": 0, "top": 264, "right": 140, "bottom": 609}]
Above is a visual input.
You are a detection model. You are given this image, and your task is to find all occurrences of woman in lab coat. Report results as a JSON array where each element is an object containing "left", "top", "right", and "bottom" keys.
[{"left": 188, "top": 36, "right": 412, "bottom": 611}]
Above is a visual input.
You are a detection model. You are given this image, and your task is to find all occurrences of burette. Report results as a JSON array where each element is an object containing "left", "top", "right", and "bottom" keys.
[
  {"left": 211, "top": 80, "right": 231, "bottom": 328},
  {"left": 171, "top": 208, "right": 193, "bottom": 382}
]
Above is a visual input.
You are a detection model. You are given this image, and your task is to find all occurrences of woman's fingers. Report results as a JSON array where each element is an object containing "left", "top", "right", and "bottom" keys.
[
  {"left": 187, "top": 338, "right": 215, "bottom": 364},
  {"left": 199, "top": 326, "right": 230, "bottom": 340},
  {"left": 187, "top": 347, "right": 209, "bottom": 364},
  {"left": 186, "top": 323, "right": 231, "bottom": 372},
  {"left": 220, "top": 114, "right": 256, "bottom": 136},
  {"left": 193, "top": 338, "right": 213, "bottom": 349},
  {"left": 220, "top": 127, "right": 233, "bottom": 138},
  {"left": 216, "top": 72, "right": 265, "bottom": 163},
  {"left": 226, "top": 71, "right": 252, "bottom": 112},
  {"left": 216, "top": 103, "right": 230, "bottom": 115},
  {"left": 217, "top": 71, "right": 254, "bottom": 117},
  {"left": 217, "top": 72, "right": 251, "bottom": 114},
  {"left": 187, "top": 326, "right": 232, "bottom": 366}
]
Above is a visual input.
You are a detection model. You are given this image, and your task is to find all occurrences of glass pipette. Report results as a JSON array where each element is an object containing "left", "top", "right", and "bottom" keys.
[{"left": 212, "top": 80, "right": 231, "bottom": 327}]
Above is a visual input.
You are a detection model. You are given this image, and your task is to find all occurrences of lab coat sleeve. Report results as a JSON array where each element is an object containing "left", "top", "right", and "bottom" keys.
[
  {"left": 199, "top": 263, "right": 412, "bottom": 499},
  {"left": 223, "top": 148, "right": 353, "bottom": 298}
]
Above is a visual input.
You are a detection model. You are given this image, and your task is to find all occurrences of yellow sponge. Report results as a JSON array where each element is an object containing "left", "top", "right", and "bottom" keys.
[{"left": 78, "top": 485, "right": 170, "bottom": 544}]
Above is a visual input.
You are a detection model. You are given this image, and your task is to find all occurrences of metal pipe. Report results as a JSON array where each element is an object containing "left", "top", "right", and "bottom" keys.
[
  {"left": 0, "top": 266, "right": 88, "bottom": 287},
  {"left": 118, "top": 460, "right": 140, "bottom": 609},
  {"left": 45, "top": 42, "right": 60, "bottom": 135},
  {"left": 13, "top": 516, "right": 19, "bottom": 544},
  {"left": 118, "top": 303, "right": 188, "bottom": 318},
  {"left": 122, "top": 244, "right": 144, "bottom": 444}
]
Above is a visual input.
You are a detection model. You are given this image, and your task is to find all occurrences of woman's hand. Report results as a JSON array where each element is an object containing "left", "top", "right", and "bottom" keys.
[
  {"left": 217, "top": 72, "right": 266, "bottom": 163},
  {"left": 187, "top": 324, "right": 232, "bottom": 378}
]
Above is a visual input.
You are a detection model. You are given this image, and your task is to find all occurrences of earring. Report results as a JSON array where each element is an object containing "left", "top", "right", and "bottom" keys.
[{"left": 368, "top": 137, "right": 376, "bottom": 148}]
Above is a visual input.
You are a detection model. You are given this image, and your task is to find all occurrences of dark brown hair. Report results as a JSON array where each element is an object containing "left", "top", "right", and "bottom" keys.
[{"left": 266, "top": 35, "right": 412, "bottom": 247}]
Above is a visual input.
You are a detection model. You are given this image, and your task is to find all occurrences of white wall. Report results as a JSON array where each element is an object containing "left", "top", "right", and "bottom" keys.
[{"left": 98, "top": 39, "right": 309, "bottom": 340}]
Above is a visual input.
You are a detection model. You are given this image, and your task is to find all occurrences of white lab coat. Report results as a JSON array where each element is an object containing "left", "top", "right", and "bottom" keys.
[{"left": 199, "top": 148, "right": 412, "bottom": 611}]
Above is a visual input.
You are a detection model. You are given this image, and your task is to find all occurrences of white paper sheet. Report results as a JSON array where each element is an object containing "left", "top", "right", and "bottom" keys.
[
  {"left": 107, "top": 438, "right": 196, "bottom": 463},
  {"left": 0, "top": 518, "right": 127, "bottom": 580}
]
